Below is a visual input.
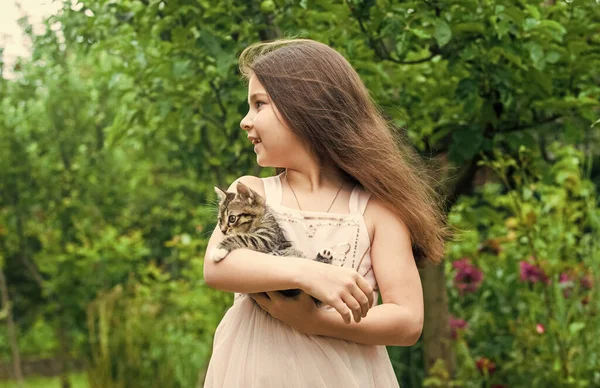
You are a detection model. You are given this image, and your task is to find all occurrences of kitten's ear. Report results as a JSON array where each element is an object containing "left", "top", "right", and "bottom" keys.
[
  {"left": 214, "top": 186, "right": 227, "bottom": 202},
  {"left": 236, "top": 181, "right": 262, "bottom": 205},
  {"left": 236, "top": 181, "right": 253, "bottom": 199}
]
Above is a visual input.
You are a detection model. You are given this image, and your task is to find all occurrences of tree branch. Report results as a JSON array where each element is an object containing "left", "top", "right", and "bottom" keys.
[
  {"left": 443, "top": 154, "right": 481, "bottom": 212},
  {"left": 209, "top": 80, "right": 228, "bottom": 124},
  {"left": 496, "top": 114, "right": 562, "bottom": 135},
  {"left": 383, "top": 52, "right": 439, "bottom": 65},
  {"left": 346, "top": 2, "right": 439, "bottom": 66}
]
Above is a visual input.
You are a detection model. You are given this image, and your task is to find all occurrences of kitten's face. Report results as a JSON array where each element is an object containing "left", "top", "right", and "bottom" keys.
[{"left": 214, "top": 182, "right": 266, "bottom": 235}]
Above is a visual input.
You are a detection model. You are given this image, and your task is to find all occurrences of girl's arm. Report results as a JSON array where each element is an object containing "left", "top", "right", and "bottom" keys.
[
  {"left": 204, "top": 175, "right": 305, "bottom": 293},
  {"left": 312, "top": 198, "right": 425, "bottom": 346},
  {"left": 204, "top": 240, "right": 309, "bottom": 294}
]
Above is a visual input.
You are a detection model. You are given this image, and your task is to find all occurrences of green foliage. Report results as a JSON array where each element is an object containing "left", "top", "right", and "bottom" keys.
[
  {"left": 445, "top": 144, "right": 600, "bottom": 387},
  {"left": 86, "top": 267, "right": 232, "bottom": 388},
  {"left": 0, "top": 373, "right": 88, "bottom": 388},
  {"left": 0, "top": 0, "right": 598, "bottom": 387},
  {"left": 0, "top": 318, "right": 57, "bottom": 361}
]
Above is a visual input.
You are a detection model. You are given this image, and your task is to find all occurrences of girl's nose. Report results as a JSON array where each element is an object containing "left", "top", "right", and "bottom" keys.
[{"left": 240, "top": 113, "right": 253, "bottom": 131}]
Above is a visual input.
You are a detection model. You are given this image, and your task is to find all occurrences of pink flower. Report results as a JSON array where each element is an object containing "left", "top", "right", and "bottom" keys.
[
  {"left": 559, "top": 273, "right": 572, "bottom": 283},
  {"left": 580, "top": 274, "right": 593, "bottom": 290},
  {"left": 519, "top": 261, "right": 549, "bottom": 284},
  {"left": 449, "top": 316, "right": 468, "bottom": 339},
  {"left": 453, "top": 258, "right": 484, "bottom": 294},
  {"left": 452, "top": 258, "right": 472, "bottom": 271},
  {"left": 559, "top": 272, "right": 574, "bottom": 298},
  {"left": 476, "top": 357, "right": 496, "bottom": 376},
  {"left": 536, "top": 323, "right": 545, "bottom": 334}
]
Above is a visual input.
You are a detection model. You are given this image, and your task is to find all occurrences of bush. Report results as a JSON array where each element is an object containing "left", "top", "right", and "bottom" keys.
[
  {"left": 85, "top": 232, "right": 232, "bottom": 388},
  {"left": 436, "top": 145, "right": 600, "bottom": 387}
]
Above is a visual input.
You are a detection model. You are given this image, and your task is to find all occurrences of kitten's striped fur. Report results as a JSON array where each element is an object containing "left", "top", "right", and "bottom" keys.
[{"left": 211, "top": 181, "right": 332, "bottom": 297}]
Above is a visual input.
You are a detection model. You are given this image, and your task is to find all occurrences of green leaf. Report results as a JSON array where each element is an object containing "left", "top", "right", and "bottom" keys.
[
  {"left": 527, "top": 42, "right": 545, "bottom": 70},
  {"left": 523, "top": 18, "right": 539, "bottom": 31},
  {"left": 434, "top": 20, "right": 452, "bottom": 47},
  {"left": 453, "top": 22, "right": 485, "bottom": 34},
  {"left": 545, "top": 50, "right": 561, "bottom": 64},
  {"left": 501, "top": 5, "right": 525, "bottom": 25},
  {"left": 494, "top": 19, "right": 511, "bottom": 39},
  {"left": 569, "top": 322, "right": 586, "bottom": 335},
  {"left": 455, "top": 78, "right": 479, "bottom": 101},
  {"left": 449, "top": 126, "right": 484, "bottom": 164},
  {"left": 525, "top": 4, "right": 541, "bottom": 19},
  {"left": 539, "top": 20, "right": 567, "bottom": 42},
  {"left": 410, "top": 28, "right": 431, "bottom": 39}
]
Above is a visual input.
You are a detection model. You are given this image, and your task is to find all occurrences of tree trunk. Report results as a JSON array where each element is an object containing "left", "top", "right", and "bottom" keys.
[
  {"left": 418, "top": 154, "right": 479, "bottom": 378},
  {"left": 56, "top": 320, "right": 72, "bottom": 388},
  {"left": 0, "top": 268, "right": 24, "bottom": 386},
  {"left": 420, "top": 263, "right": 455, "bottom": 376}
]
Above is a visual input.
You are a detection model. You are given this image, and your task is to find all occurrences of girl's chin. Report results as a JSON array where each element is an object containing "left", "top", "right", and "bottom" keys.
[
  {"left": 256, "top": 153, "right": 277, "bottom": 168},
  {"left": 256, "top": 156, "right": 269, "bottom": 167}
]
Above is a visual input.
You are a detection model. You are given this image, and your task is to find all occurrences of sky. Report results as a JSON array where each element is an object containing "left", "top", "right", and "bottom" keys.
[{"left": 0, "top": 0, "right": 63, "bottom": 77}]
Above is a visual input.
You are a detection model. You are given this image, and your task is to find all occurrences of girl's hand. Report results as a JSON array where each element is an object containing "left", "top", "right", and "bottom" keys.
[
  {"left": 297, "top": 261, "right": 373, "bottom": 324},
  {"left": 250, "top": 291, "right": 322, "bottom": 335}
]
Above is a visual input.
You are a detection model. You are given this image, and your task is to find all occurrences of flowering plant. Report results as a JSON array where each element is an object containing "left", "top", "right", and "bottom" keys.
[{"left": 441, "top": 145, "right": 599, "bottom": 387}]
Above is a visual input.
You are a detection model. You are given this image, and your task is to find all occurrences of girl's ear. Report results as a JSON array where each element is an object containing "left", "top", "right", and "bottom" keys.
[{"left": 214, "top": 186, "right": 227, "bottom": 202}]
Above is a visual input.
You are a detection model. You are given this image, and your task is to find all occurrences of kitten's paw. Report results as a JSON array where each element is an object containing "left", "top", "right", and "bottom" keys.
[
  {"left": 210, "top": 248, "right": 230, "bottom": 262},
  {"left": 316, "top": 249, "right": 333, "bottom": 264}
]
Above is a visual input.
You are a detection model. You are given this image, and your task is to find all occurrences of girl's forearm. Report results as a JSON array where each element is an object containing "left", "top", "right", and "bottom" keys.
[
  {"left": 204, "top": 248, "right": 310, "bottom": 293},
  {"left": 315, "top": 303, "right": 423, "bottom": 346}
]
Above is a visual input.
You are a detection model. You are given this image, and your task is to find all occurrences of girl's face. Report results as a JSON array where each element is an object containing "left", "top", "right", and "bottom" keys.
[{"left": 240, "top": 75, "right": 307, "bottom": 168}]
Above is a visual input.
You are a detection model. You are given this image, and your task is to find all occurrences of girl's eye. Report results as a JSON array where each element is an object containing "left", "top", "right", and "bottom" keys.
[
  {"left": 255, "top": 101, "right": 265, "bottom": 109},
  {"left": 228, "top": 215, "right": 237, "bottom": 224}
]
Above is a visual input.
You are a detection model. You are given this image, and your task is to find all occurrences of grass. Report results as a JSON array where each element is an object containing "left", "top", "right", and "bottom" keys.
[{"left": 0, "top": 373, "right": 88, "bottom": 388}]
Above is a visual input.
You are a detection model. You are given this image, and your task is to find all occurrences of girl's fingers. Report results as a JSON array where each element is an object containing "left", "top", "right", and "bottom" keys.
[
  {"left": 356, "top": 276, "right": 374, "bottom": 308},
  {"left": 250, "top": 293, "right": 271, "bottom": 311},
  {"left": 251, "top": 292, "right": 268, "bottom": 302},
  {"left": 265, "top": 291, "right": 284, "bottom": 301},
  {"left": 342, "top": 294, "right": 362, "bottom": 323},
  {"left": 297, "top": 292, "right": 313, "bottom": 303},
  {"left": 350, "top": 285, "right": 370, "bottom": 318},
  {"left": 332, "top": 300, "right": 352, "bottom": 324}
]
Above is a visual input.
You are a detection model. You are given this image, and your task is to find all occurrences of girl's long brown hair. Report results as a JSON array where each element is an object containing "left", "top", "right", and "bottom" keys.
[{"left": 239, "top": 39, "right": 448, "bottom": 266}]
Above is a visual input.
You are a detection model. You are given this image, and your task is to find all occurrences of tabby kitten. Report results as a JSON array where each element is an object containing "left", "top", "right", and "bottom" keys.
[{"left": 209, "top": 181, "right": 332, "bottom": 298}]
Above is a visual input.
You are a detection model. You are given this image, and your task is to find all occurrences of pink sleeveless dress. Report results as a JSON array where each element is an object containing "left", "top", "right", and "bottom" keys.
[{"left": 203, "top": 176, "right": 400, "bottom": 387}]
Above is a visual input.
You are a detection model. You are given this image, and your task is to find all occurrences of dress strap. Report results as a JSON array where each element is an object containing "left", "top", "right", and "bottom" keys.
[
  {"left": 349, "top": 185, "right": 372, "bottom": 215},
  {"left": 261, "top": 175, "right": 283, "bottom": 206}
]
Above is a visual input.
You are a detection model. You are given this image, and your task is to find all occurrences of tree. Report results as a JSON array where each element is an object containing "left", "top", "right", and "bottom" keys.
[{"left": 1, "top": 0, "right": 598, "bottom": 386}]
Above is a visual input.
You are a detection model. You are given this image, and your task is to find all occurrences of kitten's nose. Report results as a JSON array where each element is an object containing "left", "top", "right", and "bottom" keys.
[{"left": 221, "top": 226, "right": 228, "bottom": 235}]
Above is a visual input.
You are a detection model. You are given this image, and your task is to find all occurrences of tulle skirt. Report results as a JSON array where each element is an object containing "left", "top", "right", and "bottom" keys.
[{"left": 203, "top": 294, "right": 400, "bottom": 388}]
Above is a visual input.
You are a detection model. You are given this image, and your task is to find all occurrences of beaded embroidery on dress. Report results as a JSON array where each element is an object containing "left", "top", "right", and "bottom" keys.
[{"left": 203, "top": 175, "right": 400, "bottom": 388}]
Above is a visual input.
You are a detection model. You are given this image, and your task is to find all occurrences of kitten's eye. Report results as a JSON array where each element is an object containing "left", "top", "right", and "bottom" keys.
[{"left": 228, "top": 215, "right": 237, "bottom": 224}]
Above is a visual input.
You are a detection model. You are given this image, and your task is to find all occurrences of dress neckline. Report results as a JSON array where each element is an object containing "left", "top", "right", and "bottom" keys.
[
  {"left": 272, "top": 174, "right": 360, "bottom": 217},
  {"left": 269, "top": 202, "right": 361, "bottom": 219}
]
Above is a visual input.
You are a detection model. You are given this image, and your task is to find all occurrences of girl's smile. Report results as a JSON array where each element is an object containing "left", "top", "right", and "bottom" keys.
[{"left": 240, "top": 74, "right": 308, "bottom": 168}]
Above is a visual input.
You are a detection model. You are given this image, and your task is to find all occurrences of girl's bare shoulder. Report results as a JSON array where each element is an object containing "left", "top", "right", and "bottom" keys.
[
  {"left": 363, "top": 196, "right": 410, "bottom": 242},
  {"left": 228, "top": 175, "right": 266, "bottom": 198}
]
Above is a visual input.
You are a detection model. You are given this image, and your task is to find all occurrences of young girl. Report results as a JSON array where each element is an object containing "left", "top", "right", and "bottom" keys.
[{"left": 202, "top": 39, "right": 446, "bottom": 387}]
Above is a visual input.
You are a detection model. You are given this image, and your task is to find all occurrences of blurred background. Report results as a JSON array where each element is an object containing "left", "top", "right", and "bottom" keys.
[{"left": 0, "top": 0, "right": 599, "bottom": 387}]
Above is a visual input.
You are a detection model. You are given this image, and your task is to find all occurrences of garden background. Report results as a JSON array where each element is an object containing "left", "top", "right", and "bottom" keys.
[{"left": 1, "top": 0, "right": 599, "bottom": 387}]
